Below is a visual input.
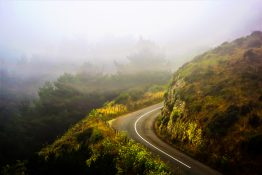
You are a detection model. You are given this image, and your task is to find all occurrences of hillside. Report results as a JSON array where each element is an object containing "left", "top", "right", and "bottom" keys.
[
  {"left": 156, "top": 31, "right": 262, "bottom": 175},
  {"left": 1, "top": 75, "right": 170, "bottom": 174},
  {"left": 0, "top": 70, "right": 170, "bottom": 169},
  {"left": 2, "top": 117, "right": 171, "bottom": 175}
]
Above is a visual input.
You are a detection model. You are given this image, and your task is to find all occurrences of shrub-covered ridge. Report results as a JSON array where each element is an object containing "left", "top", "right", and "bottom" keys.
[
  {"left": 2, "top": 112, "right": 172, "bottom": 175},
  {"left": 1, "top": 86, "right": 170, "bottom": 174},
  {"left": 156, "top": 31, "right": 262, "bottom": 175}
]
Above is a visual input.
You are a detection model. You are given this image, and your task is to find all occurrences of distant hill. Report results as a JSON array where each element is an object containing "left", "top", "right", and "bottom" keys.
[{"left": 156, "top": 31, "right": 262, "bottom": 175}]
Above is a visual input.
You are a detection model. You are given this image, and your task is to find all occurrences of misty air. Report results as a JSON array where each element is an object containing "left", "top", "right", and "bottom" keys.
[{"left": 0, "top": 1, "right": 262, "bottom": 175}]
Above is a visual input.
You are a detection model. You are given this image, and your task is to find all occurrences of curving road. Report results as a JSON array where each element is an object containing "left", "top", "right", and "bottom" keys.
[{"left": 110, "top": 103, "right": 222, "bottom": 175}]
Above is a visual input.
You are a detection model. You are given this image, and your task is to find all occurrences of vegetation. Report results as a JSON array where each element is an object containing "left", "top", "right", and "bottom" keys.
[
  {"left": 156, "top": 31, "right": 262, "bottom": 175},
  {"left": 0, "top": 70, "right": 170, "bottom": 171},
  {"left": 1, "top": 88, "right": 170, "bottom": 175},
  {"left": 23, "top": 116, "right": 171, "bottom": 175}
]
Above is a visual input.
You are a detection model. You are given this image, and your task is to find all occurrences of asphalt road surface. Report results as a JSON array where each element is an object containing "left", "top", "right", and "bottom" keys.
[{"left": 110, "top": 103, "right": 222, "bottom": 175}]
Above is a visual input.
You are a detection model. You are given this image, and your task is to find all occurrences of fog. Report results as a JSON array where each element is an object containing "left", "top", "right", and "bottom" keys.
[{"left": 0, "top": 0, "right": 262, "bottom": 94}]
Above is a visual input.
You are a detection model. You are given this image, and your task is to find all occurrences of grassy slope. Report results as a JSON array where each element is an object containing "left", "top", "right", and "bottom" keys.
[
  {"left": 33, "top": 117, "right": 171, "bottom": 175},
  {"left": 1, "top": 89, "right": 172, "bottom": 175},
  {"left": 156, "top": 31, "right": 262, "bottom": 175},
  {"left": 0, "top": 70, "right": 171, "bottom": 170}
]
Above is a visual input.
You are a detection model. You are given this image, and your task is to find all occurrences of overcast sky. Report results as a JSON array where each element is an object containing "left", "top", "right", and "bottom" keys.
[{"left": 0, "top": 0, "right": 262, "bottom": 63}]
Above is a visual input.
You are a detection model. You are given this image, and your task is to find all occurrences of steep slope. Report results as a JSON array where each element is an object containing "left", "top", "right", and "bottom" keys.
[
  {"left": 156, "top": 31, "right": 262, "bottom": 175},
  {"left": 2, "top": 118, "right": 171, "bottom": 175},
  {"left": 1, "top": 89, "right": 169, "bottom": 175}
]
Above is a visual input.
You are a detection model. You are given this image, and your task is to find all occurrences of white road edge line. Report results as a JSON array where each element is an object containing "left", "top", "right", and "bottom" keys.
[{"left": 134, "top": 106, "right": 191, "bottom": 169}]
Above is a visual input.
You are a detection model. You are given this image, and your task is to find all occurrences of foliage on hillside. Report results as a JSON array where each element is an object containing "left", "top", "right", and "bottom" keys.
[
  {"left": 2, "top": 110, "right": 171, "bottom": 175},
  {"left": 88, "top": 87, "right": 165, "bottom": 122},
  {"left": 156, "top": 31, "right": 262, "bottom": 175},
  {"left": 0, "top": 70, "right": 170, "bottom": 169},
  {"left": 96, "top": 102, "right": 128, "bottom": 117}
]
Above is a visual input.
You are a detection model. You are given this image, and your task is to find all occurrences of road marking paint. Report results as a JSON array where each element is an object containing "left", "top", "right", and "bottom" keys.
[{"left": 134, "top": 106, "right": 191, "bottom": 169}]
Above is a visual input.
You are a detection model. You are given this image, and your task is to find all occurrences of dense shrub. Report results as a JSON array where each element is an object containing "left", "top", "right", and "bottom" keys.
[{"left": 207, "top": 105, "right": 240, "bottom": 136}]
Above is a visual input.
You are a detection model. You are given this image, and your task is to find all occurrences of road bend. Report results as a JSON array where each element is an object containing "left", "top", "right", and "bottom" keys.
[{"left": 111, "top": 103, "right": 222, "bottom": 175}]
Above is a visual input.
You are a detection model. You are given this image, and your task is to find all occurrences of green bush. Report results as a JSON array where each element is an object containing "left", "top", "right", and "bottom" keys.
[{"left": 207, "top": 105, "right": 240, "bottom": 136}]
